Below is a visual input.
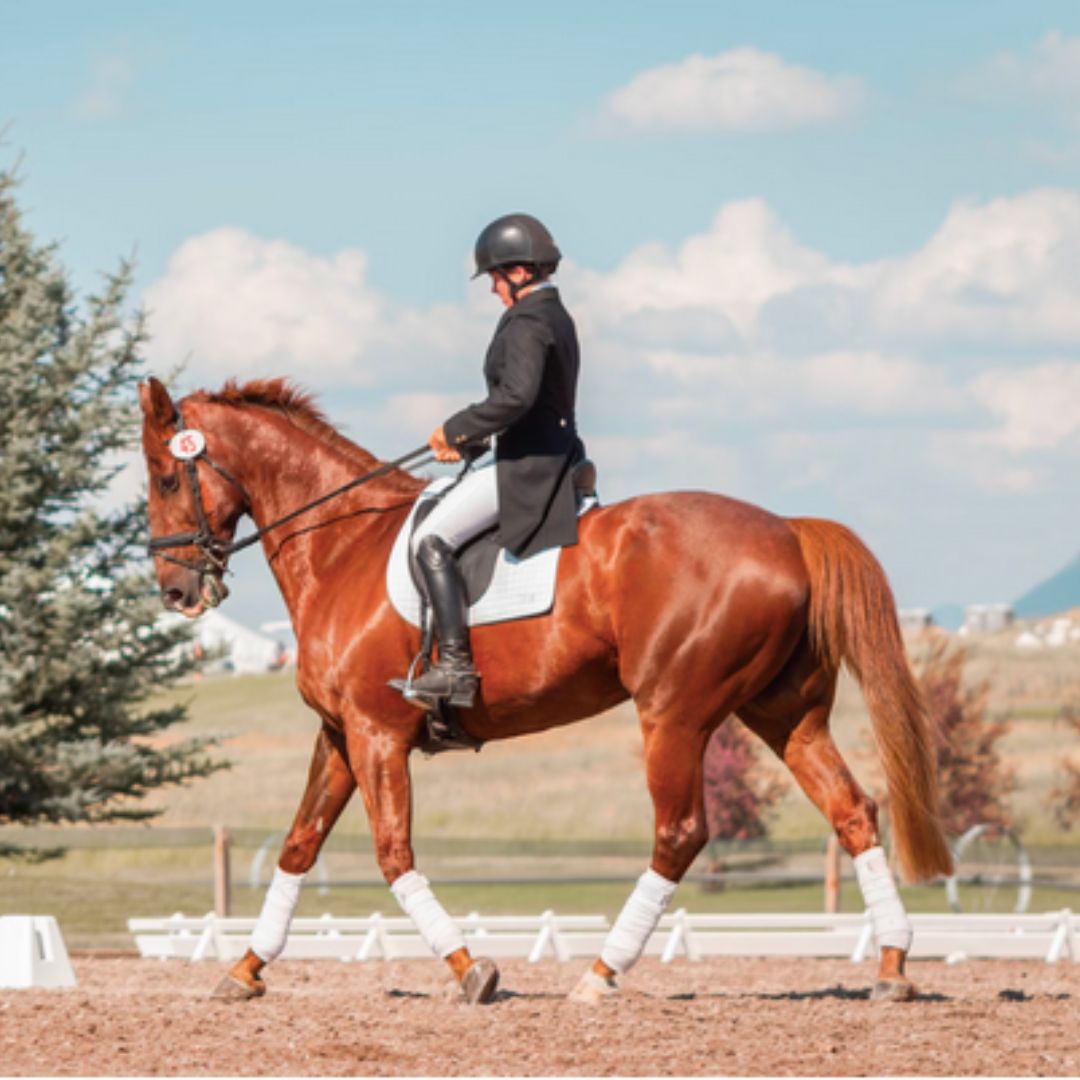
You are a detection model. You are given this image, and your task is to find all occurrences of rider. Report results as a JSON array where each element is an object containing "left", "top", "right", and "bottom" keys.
[{"left": 404, "top": 213, "right": 586, "bottom": 709}]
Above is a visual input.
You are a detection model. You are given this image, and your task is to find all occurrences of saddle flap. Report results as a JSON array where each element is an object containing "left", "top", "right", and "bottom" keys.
[{"left": 386, "top": 478, "right": 562, "bottom": 629}]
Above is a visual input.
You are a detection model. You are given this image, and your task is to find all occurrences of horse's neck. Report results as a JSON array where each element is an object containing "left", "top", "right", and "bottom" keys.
[{"left": 211, "top": 404, "right": 419, "bottom": 622}]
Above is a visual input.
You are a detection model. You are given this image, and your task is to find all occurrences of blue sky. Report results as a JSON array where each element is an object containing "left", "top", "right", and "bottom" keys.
[{"left": 4, "top": 1, "right": 1080, "bottom": 631}]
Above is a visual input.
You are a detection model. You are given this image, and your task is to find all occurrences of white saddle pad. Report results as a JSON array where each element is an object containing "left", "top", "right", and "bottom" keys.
[{"left": 386, "top": 477, "right": 561, "bottom": 628}]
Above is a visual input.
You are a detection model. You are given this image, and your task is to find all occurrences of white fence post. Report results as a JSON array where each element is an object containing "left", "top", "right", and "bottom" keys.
[
  {"left": 356, "top": 913, "right": 386, "bottom": 961},
  {"left": 850, "top": 919, "right": 874, "bottom": 962},
  {"left": 661, "top": 908, "right": 687, "bottom": 964},
  {"left": 528, "top": 910, "right": 554, "bottom": 963}
]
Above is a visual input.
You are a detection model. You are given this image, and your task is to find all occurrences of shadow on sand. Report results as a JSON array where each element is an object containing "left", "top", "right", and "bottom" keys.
[{"left": 667, "top": 985, "right": 951, "bottom": 1003}]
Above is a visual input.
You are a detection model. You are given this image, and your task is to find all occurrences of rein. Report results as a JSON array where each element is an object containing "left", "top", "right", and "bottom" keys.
[{"left": 147, "top": 406, "right": 431, "bottom": 584}]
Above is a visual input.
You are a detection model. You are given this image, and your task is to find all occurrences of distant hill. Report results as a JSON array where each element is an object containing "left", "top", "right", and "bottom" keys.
[{"left": 1014, "top": 552, "right": 1080, "bottom": 618}]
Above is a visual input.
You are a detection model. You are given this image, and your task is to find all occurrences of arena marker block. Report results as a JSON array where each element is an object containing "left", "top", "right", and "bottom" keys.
[{"left": 0, "top": 916, "right": 77, "bottom": 989}]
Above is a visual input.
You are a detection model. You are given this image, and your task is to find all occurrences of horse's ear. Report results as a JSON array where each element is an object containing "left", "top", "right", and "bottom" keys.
[{"left": 139, "top": 377, "right": 177, "bottom": 430}]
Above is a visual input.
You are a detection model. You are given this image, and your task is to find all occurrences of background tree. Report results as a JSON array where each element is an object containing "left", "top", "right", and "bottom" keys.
[
  {"left": 1048, "top": 702, "right": 1080, "bottom": 832},
  {"left": 916, "top": 637, "right": 1014, "bottom": 837},
  {"left": 0, "top": 164, "right": 224, "bottom": 857},
  {"left": 702, "top": 718, "right": 787, "bottom": 843}
]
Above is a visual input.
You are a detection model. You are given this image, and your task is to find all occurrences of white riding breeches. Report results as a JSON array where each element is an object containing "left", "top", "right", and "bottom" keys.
[{"left": 411, "top": 462, "right": 499, "bottom": 555}]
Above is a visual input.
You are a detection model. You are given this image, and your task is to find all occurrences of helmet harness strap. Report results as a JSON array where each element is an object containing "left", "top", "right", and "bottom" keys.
[{"left": 495, "top": 264, "right": 538, "bottom": 303}]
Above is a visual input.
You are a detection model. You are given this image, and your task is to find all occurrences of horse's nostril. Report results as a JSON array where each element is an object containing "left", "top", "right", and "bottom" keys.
[{"left": 163, "top": 588, "right": 186, "bottom": 609}]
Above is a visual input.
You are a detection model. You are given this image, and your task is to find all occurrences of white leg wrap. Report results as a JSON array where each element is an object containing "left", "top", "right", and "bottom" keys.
[
  {"left": 854, "top": 845, "right": 913, "bottom": 953},
  {"left": 390, "top": 870, "right": 465, "bottom": 959},
  {"left": 600, "top": 868, "right": 679, "bottom": 975},
  {"left": 250, "top": 866, "right": 305, "bottom": 963}
]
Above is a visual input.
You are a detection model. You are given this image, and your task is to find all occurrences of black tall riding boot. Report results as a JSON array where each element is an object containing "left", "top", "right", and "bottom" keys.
[{"left": 407, "top": 535, "right": 480, "bottom": 708}]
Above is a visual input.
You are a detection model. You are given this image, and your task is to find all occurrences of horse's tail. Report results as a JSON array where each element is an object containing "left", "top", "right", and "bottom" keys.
[{"left": 788, "top": 517, "right": 952, "bottom": 884}]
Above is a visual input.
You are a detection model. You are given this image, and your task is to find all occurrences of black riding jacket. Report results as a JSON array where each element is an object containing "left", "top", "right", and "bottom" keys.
[{"left": 443, "top": 286, "right": 584, "bottom": 558}]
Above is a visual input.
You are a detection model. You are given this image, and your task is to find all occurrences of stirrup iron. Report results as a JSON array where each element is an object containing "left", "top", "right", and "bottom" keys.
[{"left": 388, "top": 648, "right": 430, "bottom": 703}]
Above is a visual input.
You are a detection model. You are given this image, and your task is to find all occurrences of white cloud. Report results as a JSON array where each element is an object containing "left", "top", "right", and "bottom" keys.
[
  {"left": 143, "top": 228, "right": 490, "bottom": 390},
  {"left": 640, "top": 347, "right": 959, "bottom": 421},
  {"left": 961, "top": 31, "right": 1080, "bottom": 120},
  {"left": 598, "top": 47, "right": 864, "bottom": 135},
  {"left": 868, "top": 190, "right": 1080, "bottom": 344},
  {"left": 563, "top": 192, "right": 1080, "bottom": 512},
  {"left": 970, "top": 362, "right": 1080, "bottom": 451},
  {"left": 572, "top": 199, "right": 856, "bottom": 339},
  {"left": 144, "top": 228, "right": 385, "bottom": 384},
  {"left": 926, "top": 431, "right": 1047, "bottom": 495},
  {"left": 585, "top": 430, "right": 746, "bottom": 503},
  {"left": 573, "top": 190, "right": 1080, "bottom": 354},
  {"left": 802, "top": 351, "right": 961, "bottom": 413},
  {"left": 918, "top": 361, "right": 1080, "bottom": 495}
]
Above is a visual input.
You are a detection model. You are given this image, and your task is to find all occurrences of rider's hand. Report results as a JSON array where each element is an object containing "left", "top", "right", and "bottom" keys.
[{"left": 429, "top": 425, "right": 461, "bottom": 463}]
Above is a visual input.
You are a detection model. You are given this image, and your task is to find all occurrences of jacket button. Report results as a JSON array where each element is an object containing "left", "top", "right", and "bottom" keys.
[{"left": 559, "top": 419, "right": 567, "bottom": 427}]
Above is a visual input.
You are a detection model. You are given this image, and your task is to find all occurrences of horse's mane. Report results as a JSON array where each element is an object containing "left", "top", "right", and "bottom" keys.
[{"left": 191, "top": 378, "right": 424, "bottom": 495}]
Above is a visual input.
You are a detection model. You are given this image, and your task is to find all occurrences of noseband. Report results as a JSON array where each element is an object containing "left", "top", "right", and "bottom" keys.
[
  {"left": 146, "top": 408, "right": 250, "bottom": 601},
  {"left": 146, "top": 406, "right": 430, "bottom": 596}
]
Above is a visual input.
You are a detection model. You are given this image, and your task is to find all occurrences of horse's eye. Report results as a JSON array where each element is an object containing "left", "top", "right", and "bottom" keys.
[{"left": 157, "top": 474, "right": 180, "bottom": 496}]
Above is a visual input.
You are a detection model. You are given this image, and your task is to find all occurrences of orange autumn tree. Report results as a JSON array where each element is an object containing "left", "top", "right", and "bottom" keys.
[
  {"left": 916, "top": 638, "right": 1015, "bottom": 837},
  {"left": 1049, "top": 702, "right": 1080, "bottom": 832}
]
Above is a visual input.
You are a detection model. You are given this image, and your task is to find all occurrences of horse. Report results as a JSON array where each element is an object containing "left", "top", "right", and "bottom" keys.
[{"left": 138, "top": 375, "right": 952, "bottom": 1005}]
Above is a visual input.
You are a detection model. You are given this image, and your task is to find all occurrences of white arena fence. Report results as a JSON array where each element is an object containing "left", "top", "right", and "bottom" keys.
[{"left": 128, "top": 908, "right": 1079, "bottom": 965}]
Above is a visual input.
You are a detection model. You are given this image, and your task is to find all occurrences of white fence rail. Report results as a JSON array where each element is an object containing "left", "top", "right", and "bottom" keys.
[
  {"left": 129, "top": 908, "right": 1079, "bottom": 965},
  {"left": 128, "top": 911, "right": 611, "bottom": 964},
  {"left": 655, "top": 910, "right": 1079, "bottom": 963}
]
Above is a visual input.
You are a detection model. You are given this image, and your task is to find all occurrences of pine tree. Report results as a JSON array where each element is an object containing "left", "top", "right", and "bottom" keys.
[{"left": 0, "top": 165, "right": 224, "bottom": 857}]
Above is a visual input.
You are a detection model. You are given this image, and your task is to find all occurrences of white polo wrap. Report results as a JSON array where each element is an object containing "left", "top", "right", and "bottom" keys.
[
  {"left": 390, "top": 870, "right": 465, "bottom": 959},
  {"left": 600, "top": 868, "right": 679, "bottom": 975},
  {"left": 854, "top": 845, "right": 913, "bottom": 952},
  {"left": 250, "top": 866, "right": 305, "bottom": 962}
]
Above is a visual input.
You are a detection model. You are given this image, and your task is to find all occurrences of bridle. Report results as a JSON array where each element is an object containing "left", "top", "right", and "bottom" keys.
[{"left": 147, "top": 405, "right": 430, "bottom": 601}]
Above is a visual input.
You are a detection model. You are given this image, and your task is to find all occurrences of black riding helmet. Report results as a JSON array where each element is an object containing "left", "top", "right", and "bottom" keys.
[{"left": 472, "top": 213, "right": 561, "bottom": 279}]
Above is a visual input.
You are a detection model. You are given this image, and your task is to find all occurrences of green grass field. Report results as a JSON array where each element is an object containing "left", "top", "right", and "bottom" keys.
[
  {"left": 3, "top": 633, "right": 1079, "bottom": 948},
  {"left": 8, "top": 858, "right": 1078, "bottom": 950}
]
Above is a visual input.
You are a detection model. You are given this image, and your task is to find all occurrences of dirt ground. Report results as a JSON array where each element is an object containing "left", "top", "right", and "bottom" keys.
[{"left": 0, "top": 955, "right": 1076, "bottom": 1076}]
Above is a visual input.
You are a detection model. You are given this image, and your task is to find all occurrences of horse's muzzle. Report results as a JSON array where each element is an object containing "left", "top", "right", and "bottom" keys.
[{"left": 161, "top": 569, "right": 228, "bottom": 616}]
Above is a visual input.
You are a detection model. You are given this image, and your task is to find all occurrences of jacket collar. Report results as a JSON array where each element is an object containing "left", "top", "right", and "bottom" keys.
[{"left": 512, "top": 284, "right": 559, "bottom": 310}]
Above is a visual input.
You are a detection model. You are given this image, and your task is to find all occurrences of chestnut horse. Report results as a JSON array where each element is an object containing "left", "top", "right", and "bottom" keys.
[{"left": 139, "top": 376, "right": 951, "bottom": 1004}]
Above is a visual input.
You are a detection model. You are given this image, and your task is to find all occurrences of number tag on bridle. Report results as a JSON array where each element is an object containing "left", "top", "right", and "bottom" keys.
[{"left": 169, "top": 429, "right": 206, "bottom": 460}]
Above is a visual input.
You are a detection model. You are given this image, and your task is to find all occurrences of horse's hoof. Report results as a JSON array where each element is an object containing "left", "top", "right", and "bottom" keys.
[
  {"left": 211, "top": 972, "right": 266, "bottom": 1002},
  {"left": 567, "top": 968, "right": 618, "bottom": 1004},
  {"left": 461, "top": 957, "right": 499, "bottom": 1004},
  {"left": 870, "top": 977, "right": 916, "bottom": 1002}
]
